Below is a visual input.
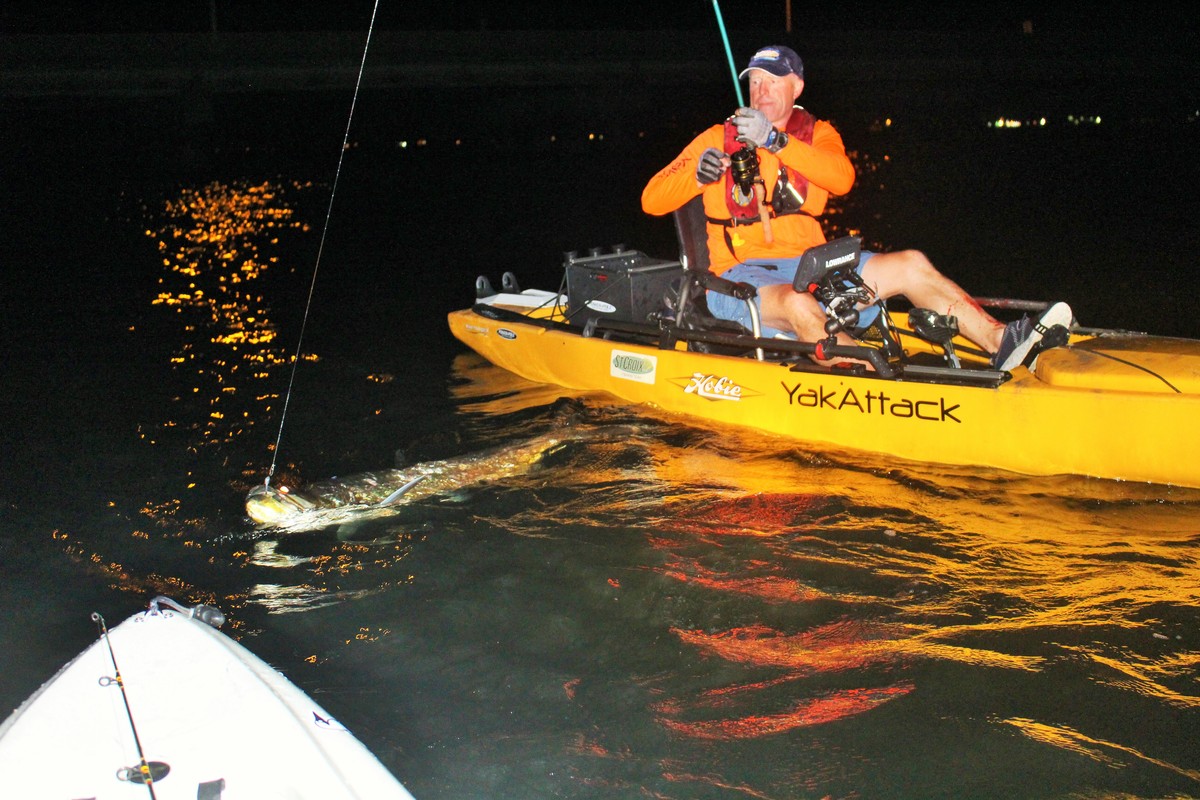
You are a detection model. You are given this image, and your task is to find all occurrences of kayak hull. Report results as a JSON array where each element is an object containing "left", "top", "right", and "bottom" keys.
[{"left": 448, "top": 302, "right": 1200, "bottom": 489}]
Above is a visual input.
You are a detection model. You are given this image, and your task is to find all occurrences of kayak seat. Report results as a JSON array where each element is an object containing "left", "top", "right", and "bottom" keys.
[
  {"left": 673, "top": 195, "right": 712, "bottom": 275},
  {"left": 666, "top": 196, "right": 764, "bottom": 353}
]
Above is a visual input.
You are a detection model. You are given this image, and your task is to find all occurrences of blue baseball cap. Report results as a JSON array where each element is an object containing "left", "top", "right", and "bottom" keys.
[{"left": 738, "top": 45, "right": 804, "bottom": 80}]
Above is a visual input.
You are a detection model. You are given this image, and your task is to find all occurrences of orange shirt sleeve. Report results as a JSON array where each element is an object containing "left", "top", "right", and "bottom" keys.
[
  {"left": 772, "top": 119, "right": 855, "bottom": 198},
  {"left": 641, "top": 125, "right": 723, "bottom": 217}
]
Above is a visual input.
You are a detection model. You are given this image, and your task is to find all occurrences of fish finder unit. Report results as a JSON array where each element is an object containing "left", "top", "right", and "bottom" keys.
[{"left": 791, "top": 235, "right": 863, "bottom": 294}]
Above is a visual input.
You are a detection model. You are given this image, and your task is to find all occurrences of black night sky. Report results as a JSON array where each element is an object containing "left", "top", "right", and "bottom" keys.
[{"left": 3, "top": 1, "right": 1193, "bottom": 35}]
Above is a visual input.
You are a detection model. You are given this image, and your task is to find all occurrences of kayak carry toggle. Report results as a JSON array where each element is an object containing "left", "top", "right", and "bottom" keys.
[{"left": 149, "top": 595, "right": 226, "bottom": 629}]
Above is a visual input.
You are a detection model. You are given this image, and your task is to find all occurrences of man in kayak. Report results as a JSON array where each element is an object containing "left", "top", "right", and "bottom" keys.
[{"left": 641, "top": 44, "right": 1071, "bottom": 371}]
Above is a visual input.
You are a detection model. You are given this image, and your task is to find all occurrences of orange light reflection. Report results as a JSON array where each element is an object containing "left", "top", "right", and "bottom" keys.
[
  {"left": 145, "top": 179, "right": 314, "bottom": 452},
  {"left": 660, "top": 683, "right": 914, "bottom": 740}
]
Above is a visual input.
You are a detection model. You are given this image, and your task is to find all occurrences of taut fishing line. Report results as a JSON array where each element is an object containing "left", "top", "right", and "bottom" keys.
[
  {"left": 711, "top": 0, "right": 744, "bottom": 106},
  {"left": 264, "top": 0, "right": 382, "bottom": 490}
]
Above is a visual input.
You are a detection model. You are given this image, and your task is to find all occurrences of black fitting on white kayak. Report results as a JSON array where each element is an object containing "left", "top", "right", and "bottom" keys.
[
  {"left": 149, "top": 596, "right": 227, "bottom": 629},
  {"left": 192, "top": 604, "right": 227, "bottom": 628}
]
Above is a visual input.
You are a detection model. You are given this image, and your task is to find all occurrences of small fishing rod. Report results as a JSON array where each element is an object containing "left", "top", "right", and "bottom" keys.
[
  {"left": 92, "top": 612, "right": 159, "bottom": 799},
  {"left": 264, "top": 0, "right": 382, "bottom": 490}
]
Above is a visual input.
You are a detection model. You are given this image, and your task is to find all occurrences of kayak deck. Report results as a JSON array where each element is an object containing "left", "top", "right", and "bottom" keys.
[{"left": 1035, "top": 333, "right": 1200, "bottom": 394}]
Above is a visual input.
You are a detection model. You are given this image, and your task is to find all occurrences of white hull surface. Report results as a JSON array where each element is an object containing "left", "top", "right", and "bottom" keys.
[{"left": 0, "top": 603, "right": 415, "bottom": 799}]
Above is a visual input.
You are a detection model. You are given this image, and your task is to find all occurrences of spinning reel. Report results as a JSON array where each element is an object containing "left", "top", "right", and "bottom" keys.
[{"left": 728, "top": 146, "right": 773, "bottom": 242}]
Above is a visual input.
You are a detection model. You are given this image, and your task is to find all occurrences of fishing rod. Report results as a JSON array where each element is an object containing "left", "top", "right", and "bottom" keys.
[
  {"left": 710, "top": 0, "right": 745, "bottom": 106},
  {"left": 710, "top": 1, "right": 774, "bottom": 240},
  {"left": 263, "top": 0, "right": 382, "bottom": 491},
  {"left": 92, "top": 612, "right": 159, "bottom": 799}
]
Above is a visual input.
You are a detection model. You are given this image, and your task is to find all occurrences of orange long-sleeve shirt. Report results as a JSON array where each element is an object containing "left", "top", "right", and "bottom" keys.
[{"left": 641, "top": 117, "right": 855, "bottom": 274}]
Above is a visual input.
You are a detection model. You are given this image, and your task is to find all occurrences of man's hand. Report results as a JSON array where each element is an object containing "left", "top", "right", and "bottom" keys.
[
  {"left": 696, "top": 148, "right": 728, "bottom": 185},
  {"left": 733, "top": 107, "right": 780, "bottom": 150}
]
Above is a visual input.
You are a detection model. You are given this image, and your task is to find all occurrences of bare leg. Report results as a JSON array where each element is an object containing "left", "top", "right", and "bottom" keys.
[
  {"left": 860, "top": 250, "right": 1006, "bottom": 354},
  {"left": 757, "top": 283, "right": 862, "bottom": 364},
  {"left": 757, "top": 283, "right": 830, "bottom": 341}
]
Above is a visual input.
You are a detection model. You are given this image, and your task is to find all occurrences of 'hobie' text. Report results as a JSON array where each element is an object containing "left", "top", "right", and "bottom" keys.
[{"left": 686, "top": 374, "right": 743, "bottom": 401}]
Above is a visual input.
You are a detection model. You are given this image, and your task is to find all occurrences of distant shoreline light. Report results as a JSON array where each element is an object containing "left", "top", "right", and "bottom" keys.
[{"left": 987, "top": 115, "right": 1103, "bottom": 129}]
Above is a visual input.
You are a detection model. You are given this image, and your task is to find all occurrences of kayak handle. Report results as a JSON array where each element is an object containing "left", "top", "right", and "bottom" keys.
[{"left": 149, "top": 596, "right": 226, "bottom": 629}]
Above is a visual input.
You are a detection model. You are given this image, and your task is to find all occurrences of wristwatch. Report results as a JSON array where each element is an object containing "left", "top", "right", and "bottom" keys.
[{"left": 767, "top": 130, "right": 789, "bottom": 154}]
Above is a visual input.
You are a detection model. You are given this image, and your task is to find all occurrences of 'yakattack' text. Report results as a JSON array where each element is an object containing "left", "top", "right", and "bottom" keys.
[{"left": 782, "top": 381, "right": 961, "bottom": 423}]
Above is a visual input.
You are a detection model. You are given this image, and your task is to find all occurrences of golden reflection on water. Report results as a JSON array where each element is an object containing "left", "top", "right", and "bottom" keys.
[
  {"left": 452, "top": 353, "right": 1200, "bottom": 781},
  {"left": 1001, "top": 717, "right": 1200, "bottom": 781},
  {"left": 143, "top": 179, "right": 315, "bottom": 452},
  {"left": 644, "top": 441, "right": 1200, "bottom": 745},
  {"left": 61, "top": 179, "right": 418, "bottom": 629}
]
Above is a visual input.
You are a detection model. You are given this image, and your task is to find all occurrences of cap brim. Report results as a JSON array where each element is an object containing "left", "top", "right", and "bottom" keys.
[{"left": 739, "top": 65, "right": 792, "bottom": 80}]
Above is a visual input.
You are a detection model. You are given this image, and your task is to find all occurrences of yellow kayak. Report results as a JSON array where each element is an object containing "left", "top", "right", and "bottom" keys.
[{"left": 448, "top": 253, "right": 1200, "bottom": 489}]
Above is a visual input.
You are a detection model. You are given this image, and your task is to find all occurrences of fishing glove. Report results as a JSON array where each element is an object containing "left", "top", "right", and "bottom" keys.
[
  {"left": 734, "top": 108, "right": 787, "bottom": 152},
  {"left": 696, "top": 147, "right": 727, "bottom": 185}
]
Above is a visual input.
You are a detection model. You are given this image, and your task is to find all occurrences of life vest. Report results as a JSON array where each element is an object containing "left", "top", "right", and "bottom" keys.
[{"left": 717, "top": 106, "right": 817, "bottom": 222}]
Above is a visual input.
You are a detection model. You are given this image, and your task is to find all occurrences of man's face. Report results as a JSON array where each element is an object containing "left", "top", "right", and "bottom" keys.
[{"left": 748, "top": 70, "right": 803, "bottom": 125}]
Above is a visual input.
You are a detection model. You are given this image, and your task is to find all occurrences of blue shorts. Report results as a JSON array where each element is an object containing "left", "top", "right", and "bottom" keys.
[{"left": 706, "top": 251, "right": 880, "bottom": 339}]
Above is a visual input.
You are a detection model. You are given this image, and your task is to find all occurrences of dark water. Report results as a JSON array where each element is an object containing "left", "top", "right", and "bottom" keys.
[{"left": 2, "top": 78, "right": 1199, "bottom": 800}]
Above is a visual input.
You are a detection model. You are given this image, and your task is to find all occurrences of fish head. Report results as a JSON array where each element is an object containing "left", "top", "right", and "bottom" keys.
[{"left": 245, "top": 483, "right": 318, "bottom": 525}]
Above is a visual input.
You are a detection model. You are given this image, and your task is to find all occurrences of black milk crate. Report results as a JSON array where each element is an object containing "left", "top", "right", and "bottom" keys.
[{"left": 564, "top": 247, "right": 682, "bottom": 328}]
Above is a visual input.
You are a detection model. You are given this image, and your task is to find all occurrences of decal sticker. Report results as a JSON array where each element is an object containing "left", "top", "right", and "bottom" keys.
[
  {"left": 683, "top": 373, "right": 746, "bottom": 401},
  {"left": 463, "top": 324, "right": 489, "bottom": 335},
  {"left": 611, "top": 349, "right": 657, "bottom": 384},
  {"left": 586, "top": 300, "right": 617, "bottom": 314},
  {"left": 477, "top": 306, "right": 504, "bottom": 321},
  {"left": 781, "top": 381, "right": 962, "bottom": 423},
  {"left": 497, "top": 328, "right": 517, "bottom": 340}
]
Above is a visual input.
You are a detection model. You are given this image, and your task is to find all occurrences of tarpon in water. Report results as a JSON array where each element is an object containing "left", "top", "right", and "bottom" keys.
[{"left": 245, "top": 428, "right": 612, "bottom": 530}]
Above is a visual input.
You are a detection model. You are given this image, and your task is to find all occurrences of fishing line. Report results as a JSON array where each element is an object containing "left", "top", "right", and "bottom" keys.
[
  {"left": 264, "top": 0, "right": 382, "bottom": 489},
  {"left": 711, "top": 0, "right": 744, "bottom": 106},
  {"left": 92, "top": 612, "right": 158, "bottom": 799}
]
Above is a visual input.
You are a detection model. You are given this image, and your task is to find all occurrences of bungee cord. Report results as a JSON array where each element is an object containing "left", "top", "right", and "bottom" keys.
[{"left": 264, "top": 0, "right": 382, "bottom": 490}]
